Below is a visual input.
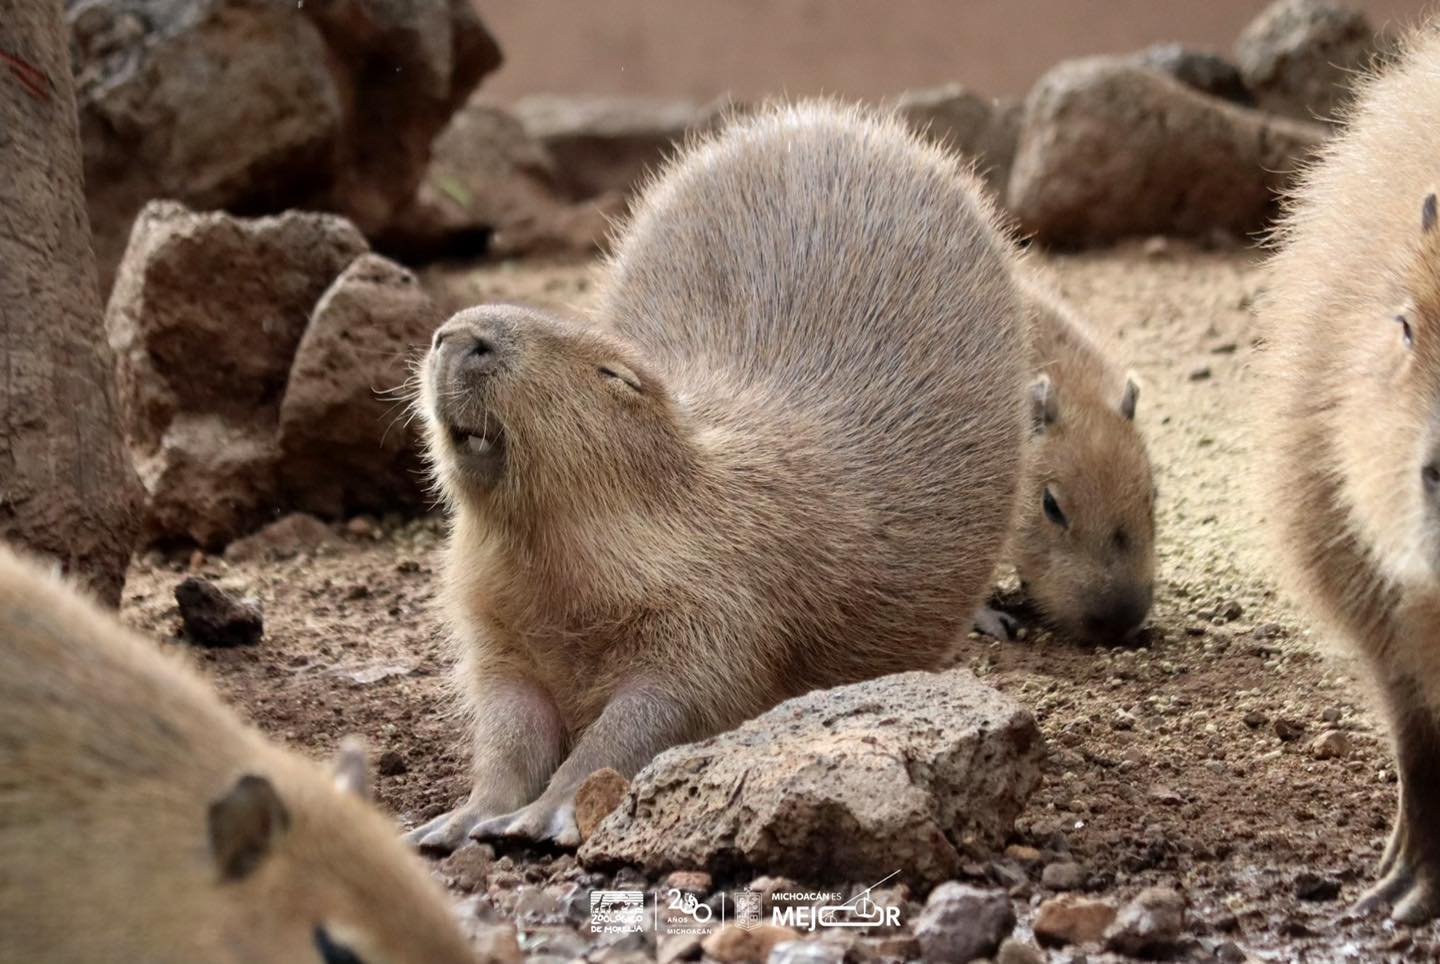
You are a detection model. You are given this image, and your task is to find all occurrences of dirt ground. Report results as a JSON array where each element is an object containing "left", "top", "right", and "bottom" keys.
[{"left": 120, "top": 245, "right": 1433, "bottom": 962}]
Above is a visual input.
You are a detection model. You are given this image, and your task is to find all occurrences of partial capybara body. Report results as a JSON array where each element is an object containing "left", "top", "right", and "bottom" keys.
[
  {"left": 1258, "top": 25, "right": 1440, "bottom": 923},
  {"left": 1003, "top": 273, "right": 1156, "bottom": 645},
  {"left": 411, "top": 101, "right": 1029, "bottom": 851},
  {"left": 0, "top": 545, "right": 484, "bottom": 964}
]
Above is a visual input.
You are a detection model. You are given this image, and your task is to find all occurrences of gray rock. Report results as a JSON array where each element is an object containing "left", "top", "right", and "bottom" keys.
[
  {"left": 1041, "top": 861, "right": 1085, "bottom": 891},
  {"left": 893, "top": 84, "right": 1022, "bottom": 194},
  {"left": 514, "top": 94, "right": 702, "bottom": 199},
  {"left": 581, "top": 671, "right": 1043, "bottom": 889},
  {"left": 1007, "top": 57, "right": 1325, "bottom": 247},
  {"left": 1132, "top": 44, "right": 1253, "bottom": 104},
  {"left": 914, "top": 882, "right": 1015, "bottom": 962},
  {"left": 1234, "top": 0, "right": 1380, "bottom": 123},
  {"left": 382, "top": 97, "right": 617, "bottom": 261},
  {"left": 277, "top": 254, "right": 442, "bottom": 518},
  {"left": 68, "top": 0, "right": 499, "bottom": 294},
  {"left": 996, "top": 938, "right": 1045, "bottom": 964},
  {"left": 223, "top": 513, "right": 339, "bottom": 564},
  {"left": 1104, "top": 886, "right": 1186, "bottom": 956},
  {"left": 106, "top": 201, "right": 366, "bottom": 546}
]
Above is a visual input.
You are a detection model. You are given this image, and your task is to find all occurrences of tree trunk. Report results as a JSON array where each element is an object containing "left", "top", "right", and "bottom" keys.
[{"left": 0, "top": 0, "right": 141, "bottom": 605}]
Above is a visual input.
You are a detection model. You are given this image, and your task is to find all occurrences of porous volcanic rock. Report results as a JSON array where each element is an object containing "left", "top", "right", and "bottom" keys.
[
  {"left": 580, "top": 669, "right": 1044, "bottom": 888},
  {"left": 1007, "top": 58, "right": 1325, "bottom": 246},
  {"left": 277, "top": 254, "right": 443, "bottom": 518}
]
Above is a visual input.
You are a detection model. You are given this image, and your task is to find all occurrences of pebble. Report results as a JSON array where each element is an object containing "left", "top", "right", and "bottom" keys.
[
  {"left": 1033, "top": 894, "right": 1117, "bottom": 947},
  {"left": 1104, "top": 886, "right": 1186, "bottom": 955},
  {"left": 377, "top": 749, "right": 407, "bottom": 775},
  {"left": 914, "top": 881, "right": 1015, "bottom": 962},
  {"left": 174, "top": 576, "right": 263, "bottom": 647},
  {"left": 664, "top": 870, "right": 713, "bottom": 895},
  {"left": 1003, "top": 844, "right": 1043, "bottom": 867},
  {"left": 437, "top": 843, "right": 494, "bottom": 893},
  {"left": 1189, "top": 366, "right": 1213, "bottom": 381},
  {"left": 1042, "top": 861, "right": 1086, "bottom": 891},
  {"left": 1321, "top": 705, "right": 1343, "bottom": 723},
  {"left": 1273, "top": 718, "right": 1305, "bottom": 742},
  {"left": 1242, "top": 710, "right": 1267, "bottom": 729},
  {"left": 1309, "top": 730, "right": 1352, "bottom": 759},
  {"left": 997, "top": 937, "right": 1046, "bottom": 964},
  {"left": 1149, "top": 785, "right": 1185, "bottom": 806},
  {"left": 702, "top": 924, "right": 801, "bottom": 963},
  {"left": 574, "top": 767, "right": 630, "bottom": 840},
  {"left": 767, "top": 940, "right": 845, "bottom": 964}
]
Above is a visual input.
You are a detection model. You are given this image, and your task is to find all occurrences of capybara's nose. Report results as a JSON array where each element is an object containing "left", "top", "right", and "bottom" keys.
[
  {"left": 1424, "top": 460, "right": 1440, "bottom": 495},
  {"left": 1082, "top": 586, "right": 1152, "bottom": 644},
  {"left": 432, "top": 311, "right": 515, "bottom": 378}
]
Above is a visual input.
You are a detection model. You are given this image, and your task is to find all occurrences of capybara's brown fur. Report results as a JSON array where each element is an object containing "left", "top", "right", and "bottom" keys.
[
  {"left": 1258, "top": 25, "right": 1440, "bottom": 923},
  {"left": 410, "top": 101, "right": 1029, "bottom": 850},
  {"left": 0, "top": 545, "right": 483, "bottom": 964},
  {"left": 1011, "top": 273, "right": 1155, "bottom": 644}
]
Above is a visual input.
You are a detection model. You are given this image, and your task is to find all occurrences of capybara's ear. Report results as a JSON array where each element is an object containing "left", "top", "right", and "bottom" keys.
[
  {"left": 1120, "top": 373, "right": 1140, "bottom": 421},
  {"left": 1030, "top": 373, "right": 1058, "bottom": 432},
  {"left": 208, "top": 774, "right": 291, "bottom": 881}
]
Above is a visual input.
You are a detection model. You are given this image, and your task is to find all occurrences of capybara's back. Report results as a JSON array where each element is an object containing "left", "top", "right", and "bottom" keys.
[{"left": 598, "top": 102, "right": 1029, "bottom": 660}]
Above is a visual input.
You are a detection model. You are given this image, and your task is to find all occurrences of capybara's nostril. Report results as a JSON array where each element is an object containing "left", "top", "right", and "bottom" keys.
[
  {"left": 432, "top": 328, "right": 448, "bottom": 351},
  {"left": 1424, "top": 462, "right": 1440, "bottom": 493}
]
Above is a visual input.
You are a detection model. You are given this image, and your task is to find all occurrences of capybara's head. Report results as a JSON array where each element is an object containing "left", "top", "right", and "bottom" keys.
[
  {"left": 420, "top": 304, "right": 692, "bottom": 517},
  {"left": 1015, "top": 371, "right": 1156, "bottom": 644},
  {"left": 1336, "top": 192, "right": 1440, "bottom": 584}
]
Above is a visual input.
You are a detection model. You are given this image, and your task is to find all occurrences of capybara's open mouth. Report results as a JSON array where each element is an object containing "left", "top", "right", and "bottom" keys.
[{"left": 446, "top": 419, "right": 506, "bottom": 484}]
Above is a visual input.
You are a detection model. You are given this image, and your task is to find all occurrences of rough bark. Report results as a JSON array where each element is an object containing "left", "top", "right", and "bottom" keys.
[{"left": 0, "top": 0, "right": 141, "bottom": 605}]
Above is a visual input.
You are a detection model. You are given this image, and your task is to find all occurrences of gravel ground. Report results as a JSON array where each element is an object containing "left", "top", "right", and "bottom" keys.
[{"left": 120, "top": 245, "right": 1434, "bottom": 962}]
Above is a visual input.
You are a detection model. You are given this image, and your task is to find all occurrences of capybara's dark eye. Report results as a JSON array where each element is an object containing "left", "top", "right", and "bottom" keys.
[
  {"left": 1397, "top": 314, "right": 1415, "bottom": 348},
  {"left": 1042, "top": 487, "right": 1069, "bottom": 528}
]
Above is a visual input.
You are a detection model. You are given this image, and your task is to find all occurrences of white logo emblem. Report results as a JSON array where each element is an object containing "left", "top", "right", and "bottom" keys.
[{"left": 588, "top": 890, "right": 645, "bottom": 935}]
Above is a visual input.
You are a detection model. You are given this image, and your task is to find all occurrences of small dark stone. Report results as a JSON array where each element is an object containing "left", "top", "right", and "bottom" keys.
[
  {"left": 378, "top": 749, "right": 408, "bottom": 776},
  {"left": 1273, "top": 718, "right": 1305, "bottom": 742},
  {"left": 174, "top": 576, "right": 262, "bottom": 647},
  {"left": 1293, "top": 872, "right": 1341, "bottom": 901}
]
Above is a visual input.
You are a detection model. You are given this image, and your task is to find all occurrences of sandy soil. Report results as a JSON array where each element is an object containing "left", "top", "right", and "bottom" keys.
[{"left": 121, "top": 245, "right": 1435, "bottom": 961}]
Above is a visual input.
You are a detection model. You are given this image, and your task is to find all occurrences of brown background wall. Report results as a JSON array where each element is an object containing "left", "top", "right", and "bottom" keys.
[{"left": 475, "top": 0, "right": 1429, "bottom": 102}]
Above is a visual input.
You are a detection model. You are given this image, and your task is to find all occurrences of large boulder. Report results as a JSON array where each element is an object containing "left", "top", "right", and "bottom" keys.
[
  {"left": 1007, "top": 58, "right": 1325, "bottom": 247},
  {"left": 277, "top": 254, "right": 443, "bottom": 518},
  {"left": 1234, "top": 0, "right": 1380, "bottom": 124},
  {"left": 894, "top": 84, "right": 1021, "bottom": 195},
  {"left": 68, "top": 0, "right": 500, "bottom": 294},
  {"left": 513, "top": 95, "right": 702, "bottom": 200},
  {"left": 380, "top": 97, "right": 618, "bottom": 261},
  {"left": 580, "top": 670, "right": 1044, "bottom": 889},
  {"left": 107, "top": 201, "right": 367, "bottom": 545}
]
